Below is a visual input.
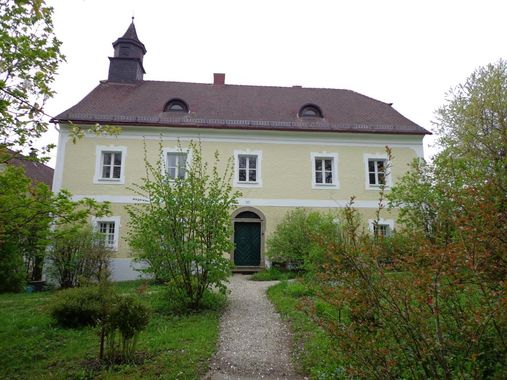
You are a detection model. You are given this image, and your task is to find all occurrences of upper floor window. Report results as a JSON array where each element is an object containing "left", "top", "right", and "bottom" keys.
[
  {"left": 94, "top": 146, "right": 127, "bottom": 184},
  {"left": 299, "top": 104, "right": 323, "bottom": 118},
  {"left": 311, "top": 152, "right": 339, "bottom": 189},
  {"left": 368, "top": 159, "right": 386, "bottom": 186},
  {"left": 167, "top": 152, "right": 188, "bottom": 180},
  {"left": 364, "top": 153, "right": 391, "bottom": 190},
  {"left": 163, "top": 147, "right": 191, "bottom": 181},
  {"left": 239, "top": 155, "right": 257, "bottom": 182},
  {"left": 315, "top": 157, "right": 333, "bottom": 184},
  {"left": 101, "top": 152, "right": 122, "bottom": 180},
  {"left": 234, "top": 150, "right": 262, "bottom": 188},
  {"left": 164, "top": 99, "right": 189, "bottom": 113}
]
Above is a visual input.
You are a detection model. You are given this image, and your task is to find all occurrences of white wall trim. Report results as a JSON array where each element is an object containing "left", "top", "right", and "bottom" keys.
[
  {"left": 75, "top": 126, "right": 425, "bottom": 155},
  {"left": 72, "top": 194, "right": 386, "bottom": 209},
  {"left": 363, "top": 152, "right": 393, "bottom": 191},
  {"left": 52, "top": 130, "right": 69, "bottom": 193},
  {"left": 310, "top": 151, "right": 339, "bottom": 189},
  {"left": 233, "top": 149, "right": 263, "bottom": 188},
  {"left": 92, "top": 215, "right": 121, "bottom": 250},
  {"left": 93, "top": 145, "right": 127, "bottom": 185}
]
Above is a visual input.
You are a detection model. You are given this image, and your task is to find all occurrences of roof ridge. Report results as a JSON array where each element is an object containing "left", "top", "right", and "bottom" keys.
[{"left": 137, "top": 79, "right": 356, "bottom": 92}]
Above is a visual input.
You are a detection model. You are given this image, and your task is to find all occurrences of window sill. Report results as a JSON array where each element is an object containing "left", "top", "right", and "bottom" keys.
[
  {"left": 365, "top": 185, "right": 391, "bottom": 191},
  {"left": 312, "top": 183, "right": 339, "bottom": 190},
  {"left": 234, "top": 181, "right": 262, "bottom": 188},
  {"left": 94, "top": 178, "right": 125, "bottom": 185}
]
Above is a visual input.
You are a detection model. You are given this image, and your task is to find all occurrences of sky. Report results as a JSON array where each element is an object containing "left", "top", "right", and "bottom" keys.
[{"left": 41, "top": 0, "right": 507, "bottom": 168}]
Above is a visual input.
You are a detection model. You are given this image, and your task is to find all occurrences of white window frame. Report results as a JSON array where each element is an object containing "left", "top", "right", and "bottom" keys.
[
  {"left": 162, "top": 147, "right": 192, "bottom": 180},
  {"left": 368, "top": 218, "right": 394, "bottom": 237},
  {"left": 363, "top": 153, "right": 392, "bottom": 190},
  {"left": 94, "top": 146, "right": 127, "bottom": 184},
  {"left": 92, "top": 216, "right": 121, "bottom": 250},
  {"left": 234, "top": 150, "right": 262, "bottom": 188},
  {"left": 310, "top": 152, "right": 339, "bottom": 189}
]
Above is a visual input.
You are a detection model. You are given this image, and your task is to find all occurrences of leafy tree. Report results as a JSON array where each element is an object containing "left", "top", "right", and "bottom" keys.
[
  {"left": 0, "top": 1, "right": 119, "bottom": 162},
  {"left": 0, "top": 164, "right": 110, "bottom": 292},
  {"left": 127, "top": 142, "right": 240, "bottom": 310},
  {"left": 301, "top": 61, "right": 507, "bottom": 379},
  {"left": 0, "top": 0, "right": 64, "bottom": 160},
  {"left": 436, "top": 59, "right": 507, "bottom": 180}
]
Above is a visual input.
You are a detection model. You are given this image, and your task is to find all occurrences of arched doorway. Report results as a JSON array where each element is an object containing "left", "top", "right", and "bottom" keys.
[{"left": 232, "top": 207, "right": 266, "bottom": 268}]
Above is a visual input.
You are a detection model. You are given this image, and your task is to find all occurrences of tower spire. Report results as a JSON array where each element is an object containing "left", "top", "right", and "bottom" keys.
[{"left": 107, "top": 19, "right": 147, "bottom": 83}]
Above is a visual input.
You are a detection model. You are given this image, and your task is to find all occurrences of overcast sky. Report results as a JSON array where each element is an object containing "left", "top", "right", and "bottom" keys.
[{"left": 42, "top": 0, "right": 507, "bottom": 168}]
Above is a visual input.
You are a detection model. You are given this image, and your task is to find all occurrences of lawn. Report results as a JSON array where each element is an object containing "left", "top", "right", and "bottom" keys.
[
  {"left": 267, "top": 280, "right": 343, "bottom": 379},
  {"left": 0, "top": 281, "right": 222, "bottom": 379}
]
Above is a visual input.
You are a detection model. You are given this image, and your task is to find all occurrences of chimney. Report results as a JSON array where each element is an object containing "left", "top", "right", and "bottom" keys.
[{"left": 213, "top": 73, "right": 225, "bottom": 85}]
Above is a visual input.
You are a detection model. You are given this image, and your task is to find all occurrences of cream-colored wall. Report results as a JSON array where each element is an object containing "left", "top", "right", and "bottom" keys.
[
  {"left": 55, "top": 125, "right": 423, "bottom": 259},
  {"left": 57, "top": 126, "right": 422, "bottom": 200},
  {"left": 102, "top": 203, "right": 398, "bottom": 258}
]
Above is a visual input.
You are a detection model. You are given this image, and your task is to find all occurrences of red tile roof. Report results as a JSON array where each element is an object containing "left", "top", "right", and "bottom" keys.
[
  {"left": 4, "top": 150, "right": 54, "bottom": 187},
  {"left": 53, "top": 80, "right": 430, "bottom": 135}
]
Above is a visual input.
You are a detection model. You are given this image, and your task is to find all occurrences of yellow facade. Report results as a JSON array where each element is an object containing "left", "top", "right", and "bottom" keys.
[{"left": 54, "top": 125, "right": 424, "bottom": 260}]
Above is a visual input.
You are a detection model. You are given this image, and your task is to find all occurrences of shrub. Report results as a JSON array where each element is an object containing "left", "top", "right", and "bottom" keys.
[
  {"left": 304, "top": 202, "right": 507, "bottom": 379},
  {"left": 127, "top": 142, "right": 239, "bottom": 310},
  {"left": 102, "top": 295, "right": 150, "bottom": 362},
  {"left": 47, "top": 225, "right": 112, "bottom": 288},
  {"left": 49, "top": 285, "right": 112, "bottom": 328},
  {"left": 49, "top": 283, "right": 150, "bottom": 362},
  {"left": 266, "top": 208, "right": 341, "bottom": 273}
]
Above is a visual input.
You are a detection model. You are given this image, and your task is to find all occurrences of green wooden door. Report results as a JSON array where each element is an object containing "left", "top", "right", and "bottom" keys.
[{"left": 234, "top": 222, "right": 261, "bottom": 266}]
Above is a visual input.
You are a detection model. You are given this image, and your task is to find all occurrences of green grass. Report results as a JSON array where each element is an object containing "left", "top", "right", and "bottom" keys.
[
  {"left": 0, "top": 281, "right": 223, "bottom": 379},
  {"left": 267, "top": 280, "right": 344, "bottom": 379},
  {"left": 250, "top": 268, "right": 297, "bottom": 281}
]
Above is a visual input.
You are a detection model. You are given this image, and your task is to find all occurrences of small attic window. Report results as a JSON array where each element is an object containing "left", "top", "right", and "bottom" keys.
[
  {"left": 299, "top": 104, "right": 323, "bottom": 118},
  {"left": 164, "top": 99, "right": 189, "bottom": 113}
]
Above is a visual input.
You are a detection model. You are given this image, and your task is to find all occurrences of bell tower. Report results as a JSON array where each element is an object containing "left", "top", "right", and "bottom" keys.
[{"left": 107, "top": 18, "right": 147, "bottom": 83}]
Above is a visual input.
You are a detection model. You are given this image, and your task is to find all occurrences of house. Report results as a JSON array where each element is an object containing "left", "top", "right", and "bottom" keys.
[
  {"left": 0, "top": 148, "right": 54, "bottom": 187},
  {"left": 52, "top": 21, "right": 430, "bottom": 280}
]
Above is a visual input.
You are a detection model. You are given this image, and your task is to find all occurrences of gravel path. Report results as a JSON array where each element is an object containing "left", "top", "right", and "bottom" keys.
[{"left": 205, "top": 274, "right": 303, "bottom": 380}]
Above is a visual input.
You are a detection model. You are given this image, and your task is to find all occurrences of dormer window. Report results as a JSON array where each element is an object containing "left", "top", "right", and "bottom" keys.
[
  {"left": 299, "top": 104, "right": 323, "bottom": 118},
  {"left": 164, "top": 99, "right": 189, "bottom": 113}
]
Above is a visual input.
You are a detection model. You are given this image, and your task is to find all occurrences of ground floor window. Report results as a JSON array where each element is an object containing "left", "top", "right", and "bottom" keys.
[
  {"left": 93, "top": 216, "right": 121, "bottom": 250},
  {"left": 368, "top": 219, "right": 394, "bottom": 237}
]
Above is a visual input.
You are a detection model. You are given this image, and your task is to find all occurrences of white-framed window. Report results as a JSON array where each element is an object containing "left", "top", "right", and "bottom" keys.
[
  {"left": 162, "top": 147, "right": 192, "bottom": 180},
  {"left": 311, "top": 152, "right": 339, "bottom": 189},
  {"left": 363, "top": 153, "right": 391, "bottom": 190},
  {"left": 92, "top": 216, "right": 121, "bottom": 250},
  {"left": 234, "top": 150, "right": 262, "bottom": 188},
  {"left": 94, "top": 146, "right": 127, "bottom": 184},
  {"left": 368, "top": 219, "right": 394, "bottom": 237}
]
